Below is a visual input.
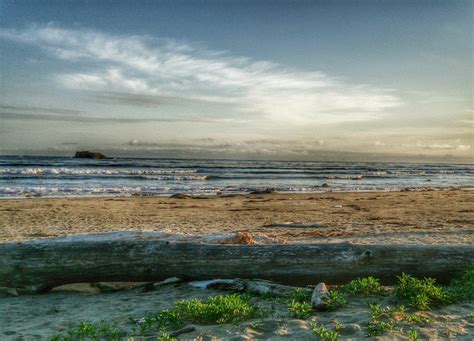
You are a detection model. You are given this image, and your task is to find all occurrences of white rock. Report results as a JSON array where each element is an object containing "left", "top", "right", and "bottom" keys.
[{"left": 311, "top": 282, "right": 329, "bottom": 310}]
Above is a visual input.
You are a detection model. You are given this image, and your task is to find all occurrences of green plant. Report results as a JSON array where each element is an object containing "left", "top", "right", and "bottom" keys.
[
  {"left": 368, "top": 303, "right": 384, "bottom": 320},
  {"left": 154, "top": 310, "right": 184, "bottom": 331},
  {"left": 366, "top": 303, "right": 398, "bottom": 337},
  {"left": 50, "top": 336, "right": 68, "bottom": 341},
  {"left": 403, "top": 313, "right": 433, "bottom": 325},
  {"left": 447, "top": 264, "right": 474, "bottom": 302},
  {"left": 156, "top": 333, "right": 177, "bottom": 341},
  {"left": 288, "top": 300, "right": 312, "bottom": 319},
  {"left": 333, "top": 321, "right": 343, "bottom": 333},
  {"left": 407, "top": 329, "right": 419, "bottom": 341},
  {"left": 311, "top": 322, "right": 340, "bottom": 341},
  {"left": 395, "top": 273, "right": 448, "bottom": 310},
  {"left": 173, "top": 294, "right": 258, "bottom": 325},
  {"left": 469, "top": 312, "right": 474, "bottom": 320},
  {"left": 52, "top": 321, "right": 125, "bottom": 340},
  {"left": 343, "top": 276, "right": 385, "bottom": 296},
  {"left": 367, "top": 320, "right": 396, "bottom": 337},
  {"left": 324, "top": 290, "right": 348, "bottom": 311},
  {"left": 285, "top": 288, "right": 311, "bottom": 303},
  {"left": 386, "top": 305, "right": 406, "bottom": 317}
]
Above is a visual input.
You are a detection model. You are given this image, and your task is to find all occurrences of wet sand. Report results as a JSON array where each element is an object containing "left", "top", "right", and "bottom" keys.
[{"left": 1, "top": 188, "right": 473, "bottom": 244}]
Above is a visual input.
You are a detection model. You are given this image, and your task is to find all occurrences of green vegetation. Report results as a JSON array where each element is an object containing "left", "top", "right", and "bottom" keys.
[
  {"left": 368, "top": 303, "right": 384, "bottom": 320},
  {"left": 288, "top": 300, "right": 313, "bottom": 319},
  {"left": 367, "top": 319, "right": 396, "bottom": 337},
  {"left": 50, "top": 322, "right": 125, "bottom": 341},
  {"left": 285, "top": 288, "right": 311, "bottom": 303},
  {"left": 333, "top": 320, "right": 343, "bottom": 333},
  {"left": 156, "top": 333, "right": 177, "bottom": 341},
  {"left": 50, "top": 294, "right": 259, "bottom": 340},
  {"left": 395, "top": 273, "right": 449, "bottom": 310},
  {"left": 407, "top": 329, "right": 420, "bottom": 341},
  {"left": 385, "top": 305, "right": 406, "bottom": 316},
  {"left": 173, "top": 294, "right": 258, "bottom": 324},
  {"left": 366, "top": 303, "right": 398, "bottom": 337},
  {"left": 310, "top": 322, "right": 341, "bottom": 341},
  {"left": 403, "top": 313, "right": 433, "bottom": 325},
  {"left": 48, "top": 266, "right": 474, "bottom": 340},
  {"left": 447, "top": 264, "right": 474, "bottom": 302},
  {"left": 324, "top": 290, "right": 348, "bottom": 311},
  {"left": 366, "top": 302, "right": 435, "bottom": 337},
  {"left": 343, "top": 276, "right": 386, "bottom": 296}
]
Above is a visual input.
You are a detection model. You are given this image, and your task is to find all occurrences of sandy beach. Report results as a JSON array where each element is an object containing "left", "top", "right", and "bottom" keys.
[
  {"left": 1, "top": 188, "right": 473, "bottom": 244},
  {"left": 1, "top": 188, "right": 473, "bottom": 340}
]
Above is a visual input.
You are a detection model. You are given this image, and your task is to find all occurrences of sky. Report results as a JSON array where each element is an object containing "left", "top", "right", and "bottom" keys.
[{"left": 0, "top": 0, "right": 472, "bottom": 161}]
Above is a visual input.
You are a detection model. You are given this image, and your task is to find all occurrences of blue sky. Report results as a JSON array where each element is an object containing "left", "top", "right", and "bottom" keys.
[{"left": 0, "top": 0, "right": 472, "bottom": 160}]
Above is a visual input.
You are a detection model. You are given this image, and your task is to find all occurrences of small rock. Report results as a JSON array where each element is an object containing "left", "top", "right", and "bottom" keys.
[
  {"left": 321, "top": 183, "right": 329, "bottom": 188},
  {"left": 170, "top": 193, "right": 192, "bottom": 199},
  {"left": 249, "top": 188, "right": 274, "bottom": 195},
  {"left": 311, "top": 282, "right": 329, "bottom": 310}
]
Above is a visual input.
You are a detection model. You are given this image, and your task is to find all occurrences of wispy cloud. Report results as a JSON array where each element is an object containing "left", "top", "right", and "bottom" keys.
[
  {"left": 0, "top": 25, "right": 402, "bottom": 124},
  {"left": 0, "top": 103, "right": 219, "bottom": 123}
]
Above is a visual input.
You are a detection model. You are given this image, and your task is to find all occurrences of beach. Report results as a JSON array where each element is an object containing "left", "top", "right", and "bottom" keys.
[
  {"left": 1, "top": 188, "right": 473, "bottom": 339},
  {"left": 1, "top": 189, "right": 473, "bottom": 244}
]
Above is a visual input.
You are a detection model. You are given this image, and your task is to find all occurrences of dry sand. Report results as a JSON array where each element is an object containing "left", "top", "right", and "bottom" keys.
[
  {"left": 1, "top": 281, "right": 473, "bottom": 340},
  {"left": 1, "top": 188, "right": 473, "bottom": 244}
]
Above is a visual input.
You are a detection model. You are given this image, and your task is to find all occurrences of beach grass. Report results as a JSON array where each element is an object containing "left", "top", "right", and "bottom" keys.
[{"left": 47, "top": 266, "right": 473, "bottom": 340}]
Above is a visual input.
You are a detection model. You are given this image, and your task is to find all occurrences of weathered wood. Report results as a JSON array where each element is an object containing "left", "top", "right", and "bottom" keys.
[
  {"left": 169, "top": 326, "right": 196, "bottom": 337},
  {"left": 189, "top": 278, "right": 310, "bottom": 296},
  {"left": 0, "top": 231, "right": 472, "bottom": 292}
]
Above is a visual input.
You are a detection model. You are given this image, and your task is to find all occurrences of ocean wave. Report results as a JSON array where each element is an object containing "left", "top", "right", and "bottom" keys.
[
  {"left": 140, "top": 175, "right": 210, "bottom": 181},
  {"left": 0, "top": 167, "right": 198, "bottom": 176},
  {"left": 326, "top": 175, "right": 364, "bottom": 180}
]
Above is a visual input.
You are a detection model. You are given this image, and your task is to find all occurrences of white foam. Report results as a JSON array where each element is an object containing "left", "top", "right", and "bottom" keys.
[{"left": 0, "top": 168, "right": 198, "bottom": 175}]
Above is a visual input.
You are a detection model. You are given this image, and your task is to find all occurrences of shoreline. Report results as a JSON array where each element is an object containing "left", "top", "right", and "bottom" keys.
[{"left": 1, "top": 185, "right": 473, "bottom": 200}]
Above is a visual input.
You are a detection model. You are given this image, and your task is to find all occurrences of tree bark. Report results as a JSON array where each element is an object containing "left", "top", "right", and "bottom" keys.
[{"left": 1, "top": 231, "right": 472, "bottom": 292}]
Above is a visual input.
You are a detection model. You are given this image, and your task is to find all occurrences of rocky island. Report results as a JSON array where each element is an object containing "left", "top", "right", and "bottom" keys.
[{"left": 73, "top": 151, "right": 107, "bottom": 159}]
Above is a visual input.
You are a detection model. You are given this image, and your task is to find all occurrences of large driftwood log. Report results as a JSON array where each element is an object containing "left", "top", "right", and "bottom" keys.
[{"left": 1, "top": 231, "right": 473, "bottom": 292}]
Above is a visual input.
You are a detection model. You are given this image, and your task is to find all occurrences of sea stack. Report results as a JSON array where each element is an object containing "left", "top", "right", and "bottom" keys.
[{"left": 73, "top": 151, "right": 106, "bottom": 159}]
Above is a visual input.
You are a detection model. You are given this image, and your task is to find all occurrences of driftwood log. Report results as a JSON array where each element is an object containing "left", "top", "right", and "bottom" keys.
[{"left": 1, "top": 231, "right": 473, "bottom": 293}]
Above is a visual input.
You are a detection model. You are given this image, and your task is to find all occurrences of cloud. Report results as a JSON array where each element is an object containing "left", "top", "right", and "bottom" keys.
[
  {"left": 416, "top": 142, "right": 471, "bottom": 151},
  {"left": 84, "top": 91, "right": 231, "bottom": 107},
  {"left": 0, "top": 104, "right": 82, "bottom": 116},
  {"left": 0, "top": 25, "right": 402, "bottom": 124},
  {"left": 124, "top": 138, "right": 329, "bottom": 157},
  {"left": 0, "top": 103, "right": 220, "bottom": 123}
]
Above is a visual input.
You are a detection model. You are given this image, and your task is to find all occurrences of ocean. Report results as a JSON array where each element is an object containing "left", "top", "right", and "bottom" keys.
[{"left": 0, "top": 155, "right": 472, "bottom": 198}]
